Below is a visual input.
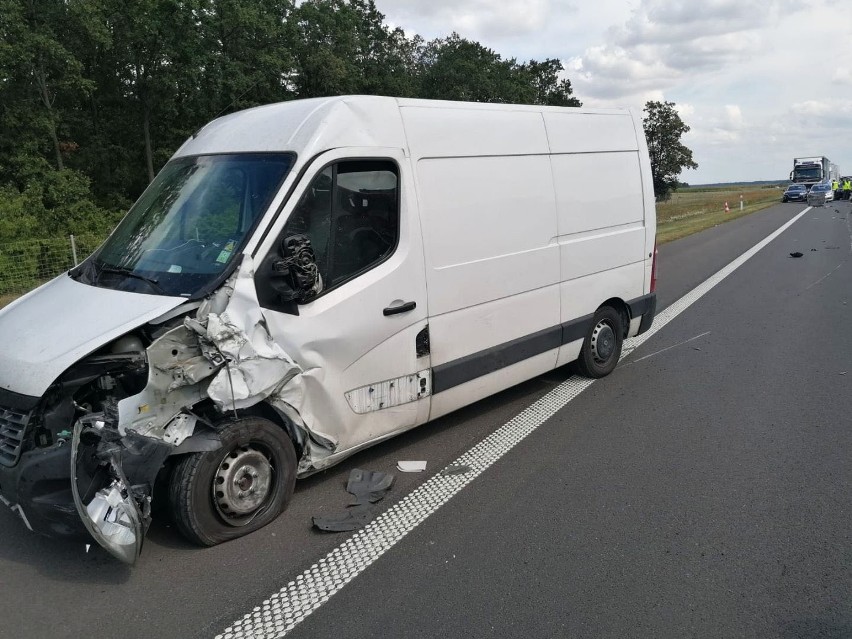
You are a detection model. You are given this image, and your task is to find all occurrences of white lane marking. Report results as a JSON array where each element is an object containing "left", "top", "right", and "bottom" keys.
[
  {"left": 628, "top": 331, "right": 712, "bottom": 364},
  {"left": 215, "top": 206, "right": 812, "bottom": 639}
]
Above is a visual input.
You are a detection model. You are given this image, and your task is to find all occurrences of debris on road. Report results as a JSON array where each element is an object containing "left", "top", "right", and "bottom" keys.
[
  {"left": 397, "top": 460, "right": 427, "bottom": 473},
  {"left": 312, "top": 504, "right": 375, "bottom": 532},
  {"left": 790, "top": 252, "right": 804, "bottom": 258},
  {"left": 442, "top": 464, "right": 472, "bottom": 476},
  {"left": 312, "top": 468, "right": 395, "bottom": 532},
  {"left": 346, "top": 468, "right": 394, "bottom": 504}
]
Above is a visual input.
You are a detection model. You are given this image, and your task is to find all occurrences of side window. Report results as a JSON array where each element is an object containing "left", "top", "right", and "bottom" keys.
[{"left": 282, "top": 159, "right": 399, "bottom": 295}]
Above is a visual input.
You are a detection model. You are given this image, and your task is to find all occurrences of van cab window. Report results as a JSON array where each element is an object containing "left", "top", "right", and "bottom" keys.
[
  {"left": 77, "top": 153, "right": 293, "bottom": 297},
  {"left": 282, "top": 159, "right": 399, "bottom": 294}
]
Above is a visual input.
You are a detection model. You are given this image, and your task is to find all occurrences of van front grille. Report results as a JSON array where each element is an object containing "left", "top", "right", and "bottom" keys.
[{"left": 0, "top": 406, "right": 30, "bottom": 467}]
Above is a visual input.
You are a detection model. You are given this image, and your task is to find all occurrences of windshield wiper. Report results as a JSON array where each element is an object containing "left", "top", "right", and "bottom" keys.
[{"left": 96, "top": 266, "right": 165, "bottom": 293}]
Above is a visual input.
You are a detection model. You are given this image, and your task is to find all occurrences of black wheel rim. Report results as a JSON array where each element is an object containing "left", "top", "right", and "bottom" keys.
[
  {"left": 212, "top": 443, "right": 276, "bottom": 527},
  {"left": 590, "top": 320, "right": 616, "bottom": 364}
]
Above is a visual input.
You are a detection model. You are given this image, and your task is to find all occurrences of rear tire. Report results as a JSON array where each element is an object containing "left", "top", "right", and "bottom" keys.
[
  {"left": 577, "top": 306, "right": 624, "bottom": 378},
  {"left": 168, "top": 416, "right": 297, "bottom": 547}
]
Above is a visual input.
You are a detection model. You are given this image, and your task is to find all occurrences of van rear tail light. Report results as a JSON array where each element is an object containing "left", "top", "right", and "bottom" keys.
[{"left": 650, "top": 242, "right": 658, "bottom": 293}]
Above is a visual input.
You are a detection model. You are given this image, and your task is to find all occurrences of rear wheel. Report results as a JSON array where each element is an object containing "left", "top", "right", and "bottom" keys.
[
  {"left": 168, "top": 416, "right": 297, "bottom": 546},
  {"left": 576, "top": 306, "right": 624, "bottom": 378}
]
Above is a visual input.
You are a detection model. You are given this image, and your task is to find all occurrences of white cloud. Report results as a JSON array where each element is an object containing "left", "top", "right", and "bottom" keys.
[
  {"left": 832, "top": 67, "right": 852, "bottom": 84},
  {"left": 675, "top": 103, "right": 694, "bottom": 117},
  {"left": 725, "top": 105, "right": 743, "bottom": 128}
]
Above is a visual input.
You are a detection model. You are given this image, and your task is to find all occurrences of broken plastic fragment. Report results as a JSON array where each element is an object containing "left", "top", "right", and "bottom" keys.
[
  {"left": 311, "top": 469, "right": 395, "bottom": 532},
  {"left": 397, "top": 460, "right": 427, "bottom": 473},
  {"left": 346, "top": 468, "right": 394, "bottom": 504},
  {"left": 312, "top": 504, "right": 375, "bottom": 532},
  {"left": 186, "top": 256, "right": 302, "bottom": 412}
]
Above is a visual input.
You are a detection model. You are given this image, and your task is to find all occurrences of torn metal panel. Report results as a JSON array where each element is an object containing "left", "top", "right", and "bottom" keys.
[
  {"left": 187, "top": 256, "right": 302, "bottom": 412},
  {"left": 345, "top": 370, "right": 431, "bottom": 414},
  {"left": 116, "top": 324, "right": 212, "bottom": 439}
]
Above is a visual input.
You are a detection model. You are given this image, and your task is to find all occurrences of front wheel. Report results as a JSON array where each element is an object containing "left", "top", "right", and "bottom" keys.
[
  {"left": 577, "top": 306, "right": 624, "bottom": 378},
  {"left": 168, "top": 416, "right": 297, "bottom": 546}
]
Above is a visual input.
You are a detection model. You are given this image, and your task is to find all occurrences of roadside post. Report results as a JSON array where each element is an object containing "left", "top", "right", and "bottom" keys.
[{"left": 740, "top": 194, "right": 743, "bottom": 211}]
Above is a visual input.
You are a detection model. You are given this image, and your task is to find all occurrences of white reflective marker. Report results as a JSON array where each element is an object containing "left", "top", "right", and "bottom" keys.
[{"left": 215, "top": 206, "right": 813, "bottom": 639}]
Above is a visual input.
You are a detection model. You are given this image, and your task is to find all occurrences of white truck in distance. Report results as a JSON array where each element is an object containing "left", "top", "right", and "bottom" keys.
[{"left": 789, "top": 156, "right": 838, "bottom": 188}]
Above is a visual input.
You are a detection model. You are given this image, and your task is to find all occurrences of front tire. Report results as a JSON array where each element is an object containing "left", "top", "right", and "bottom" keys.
[
  {"left": 577, "top": 306, "right": 624, "bottom": 378},
  {"left": 168, "top": 416, "right": 297, "bottom": 547}
]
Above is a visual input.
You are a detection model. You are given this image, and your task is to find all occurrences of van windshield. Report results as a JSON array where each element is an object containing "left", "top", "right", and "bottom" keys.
[{"left": 80, "top": 153, "right": 293, "bottom": 297}]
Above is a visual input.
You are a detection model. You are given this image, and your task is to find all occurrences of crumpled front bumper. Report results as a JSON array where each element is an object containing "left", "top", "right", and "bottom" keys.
[{"left": 0, "top": 442, "right": 86, "bottom": 538}]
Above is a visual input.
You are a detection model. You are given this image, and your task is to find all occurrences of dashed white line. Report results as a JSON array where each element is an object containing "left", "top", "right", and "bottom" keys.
[{"left": 215, "top": 206, "right": 812, "bottom": 639}]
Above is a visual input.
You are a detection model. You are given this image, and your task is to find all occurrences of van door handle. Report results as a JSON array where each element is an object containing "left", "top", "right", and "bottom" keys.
[{"left": 383, "top": 301, "right": 416, "bottom": 316}]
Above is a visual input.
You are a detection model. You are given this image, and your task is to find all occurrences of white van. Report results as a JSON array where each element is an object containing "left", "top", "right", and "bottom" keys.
[{"left": 0, "top": 96, "right": 656, "bottom": 563}]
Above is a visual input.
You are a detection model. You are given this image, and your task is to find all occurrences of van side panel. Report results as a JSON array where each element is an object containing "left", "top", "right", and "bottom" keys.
[
  {"left": 542, "top": 112, "right": 649, "bottom": 364},
  {"left": 402, "top": 106, "right": 561, "bottom": 419},
  {"left": 551, "top": 152, "right": 645, "bottom": 234},
  {"left": 415, "top": 155, "right": 559, "bottom": 316},
  {"left": 401, "top": 106, "right": 550, "bottom": 157},
  {"left": 543, "top": 112, "right": 639, "bottom": 154}
]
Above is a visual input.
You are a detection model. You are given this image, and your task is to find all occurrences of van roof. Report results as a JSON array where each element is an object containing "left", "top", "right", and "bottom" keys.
[{"left": 173, "top": 95, "right": 636, "bottom": 160}]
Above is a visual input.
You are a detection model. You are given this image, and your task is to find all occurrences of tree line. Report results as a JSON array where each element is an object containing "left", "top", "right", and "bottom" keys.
[{"left": 0, "top": 0, "right": 581, "bottom": 242}]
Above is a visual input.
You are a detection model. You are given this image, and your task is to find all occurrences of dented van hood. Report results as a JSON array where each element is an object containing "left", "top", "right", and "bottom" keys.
[{"left": 0, "top": 274, "right": 186, "bottom": 397}]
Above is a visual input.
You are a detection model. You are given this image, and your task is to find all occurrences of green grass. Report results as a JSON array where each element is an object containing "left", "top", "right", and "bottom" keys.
[{"left": 656, "top": 186, "right": 782, "bottom": 243}]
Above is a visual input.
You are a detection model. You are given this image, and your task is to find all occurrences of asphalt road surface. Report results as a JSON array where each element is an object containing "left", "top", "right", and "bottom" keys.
[{"left": 1, "top": 200, "right": 849, "bottom": 638}]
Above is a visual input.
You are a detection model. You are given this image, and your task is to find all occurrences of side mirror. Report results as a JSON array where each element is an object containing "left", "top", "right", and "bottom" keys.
[{"left": 269, "top": 234, "right": 322, "bottom": 303}]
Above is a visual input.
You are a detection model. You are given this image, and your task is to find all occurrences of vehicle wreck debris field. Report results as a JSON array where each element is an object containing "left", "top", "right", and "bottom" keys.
[{"left": 0, "top": 96, "right": 657, "bottom": 564}]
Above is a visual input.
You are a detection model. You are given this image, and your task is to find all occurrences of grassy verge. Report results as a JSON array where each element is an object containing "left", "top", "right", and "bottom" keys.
[
  {"left": 656, "top": 186, "right": 782, "bottom": 244},
  {"left": 0, "top": 294, "right": 18, "bottom": 309}
]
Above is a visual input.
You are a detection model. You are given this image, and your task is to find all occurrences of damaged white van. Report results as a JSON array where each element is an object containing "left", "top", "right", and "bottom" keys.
[{"left": 0, "top": 96, "right": 657, "bottom": 564}]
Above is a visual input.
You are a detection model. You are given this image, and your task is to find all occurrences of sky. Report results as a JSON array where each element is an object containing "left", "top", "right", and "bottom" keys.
[{"left": 378, "top": 0, "right": 852, "bottom": 184}]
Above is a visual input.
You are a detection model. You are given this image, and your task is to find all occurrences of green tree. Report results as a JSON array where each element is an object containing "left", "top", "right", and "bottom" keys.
[
  {"left": 642, "top": 100, "right": 697, "bottom": 200},
  {"left": 419, "top": 33, "right": 524, "bottom": 103},
  {"left": 418, "top": 34, "right": 580, "bottom": 106},
  {"left": 200, "top": 0, "right": 298, "bottom": 113},
  {"left": 0, "top": 0, "right": 589, "bottom": 250},
  {"left": 520, "top": 59, "right": 581, "bottom": 107},
  {"left": 0, "top": 0, "right": 95, "bottom": 182},
  {"left": 291, "top": 0, "right": 419, "bottom": 98}
]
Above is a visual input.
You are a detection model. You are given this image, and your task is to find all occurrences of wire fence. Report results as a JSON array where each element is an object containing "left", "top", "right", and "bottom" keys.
[{"left": 0, "top": 234, "right": 105, "bottom": 300}]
